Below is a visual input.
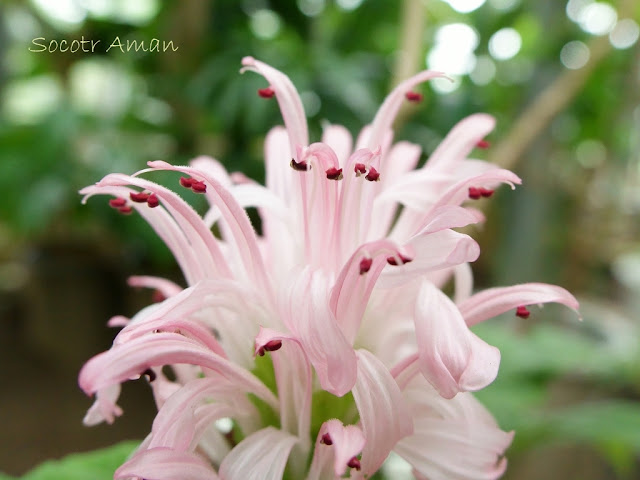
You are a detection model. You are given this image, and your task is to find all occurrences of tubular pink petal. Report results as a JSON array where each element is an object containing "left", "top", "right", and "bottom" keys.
[
  {"left": 285, "top": 269, "right": 357, "bottom": 396},
  {"left": 146, "top": 161, "right": 272, "bottom": 298},
  {"left": 458, "top": 283, "right": 580, "bottom": 327},
  {"left": 433, "top": 169, "right": 522, "bottom": 211},
  {"left": 362, "top": 70, "right": 446, "bottom": 151},
  {"left": 128, "top": 275, "right": 183, "bottom": 298},
  {"left": 148, "top": 377, "right": 253, "bottom": 451},
  {"left": 330, "top": 239, "right": 403, "bottom": 343},
  {"left": 321, "top": 124, "right": 353, "bottom": 166},
  {"left": 254, "top": 327, "right": 312, "bottom": 443},
  {"left": 425, "top": 114, "right": 496, "bottom": 170},
  {"left": 114, "top": 448, "right": 218, "bottom": 480},
  {"left": 218, "top": 427, "right": 298, "bottom": 480},
  {"left": 353, "top": 350, "right": 413, "bottom": 475},
  {"left": 81, "top": 184, "right": 207, "bottom": 285},
  {"left": 82, "top": 384, "right": 122, "bottom": 426},
  {"left": 378, "top": 230, "right": 480, "bottom": 289},
  {"left": 241, "top": 57, "right": 309, "bottom": 157},
  {"left": 78, "top": 332, "right": 277, "bottom": 409},
  {"left": 308, "top": 419, "right": 366, "bottom": 479},
  {"left": 414, "top": 282, "right": 500, "bottom": 399}
]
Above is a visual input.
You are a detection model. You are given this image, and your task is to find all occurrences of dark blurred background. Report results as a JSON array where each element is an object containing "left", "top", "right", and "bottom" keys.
[{"left": 1, "top": 0, "right": 639, "bottom": 478}]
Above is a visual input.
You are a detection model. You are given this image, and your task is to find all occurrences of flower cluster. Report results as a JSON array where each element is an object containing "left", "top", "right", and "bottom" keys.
[{"left": 78, "top": 57, "right": 579, "bottom": 480}]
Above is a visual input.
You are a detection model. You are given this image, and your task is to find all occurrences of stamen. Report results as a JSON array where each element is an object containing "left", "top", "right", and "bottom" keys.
[
  {"left": 129, "top": 192, "right": 150, "bottom": 203},
  {"left": 142, "top": 368, "right": 156, "bottom": 382},
  {"left": 179, "top": 176, "right": 195, "bottom": 188},
  {"left": 468, "top": 187, "right": 482, "bottom": 200},
  {"left": 479, "top": 188, "right": 494, "bottom": 198},
  {"left": 263, "top": 339, "right": 282, "bottom": 352},
  {"left": 320, "top": 433, "right": 333, "bottom": 445},
  {"left": 108, "top": 198, "right": 127, "bottom": 208},
  {"left": 347, "top": 457, "right": 361, "bottom": 471},
  {"left": 290, "top": 159, "right": 310, "bottom": 171},
  {"left": 476, "top": 139, "right": 491, "bottom": 149},
  {"left": 359, "top": 257, "right": 373, "bottom": 274},
  {"left": 516, "top": 305, "right": 530, "bottom": 319},
  {"left": 118, "top": 206, "right": 133, "bottom": 215},
  {"left": 147, "top": 193, "right": 160, "bottom": 208},
  {"left": 365, "top": 166, "right": 380, "bottom": 182},
  {"left": 354, "top": 163, "right": 367, "bottom": 176},
  {"left": 257, "top": 87, "right": 275, "bottom": 98},
  {"left": 152, "top": 290, "right": 166, "bottom": 303},
  {"left": 405, "top": 91, "right": 423, "bottom": 102},
  {"left": 325, "top": 167, "right": 343, "bottom": 180},
  {"left": 386, "top": 254, "right": 413, "bottom": 266},
  {"left": 191, "top": 181, "right": 207, "bottom": 193}
]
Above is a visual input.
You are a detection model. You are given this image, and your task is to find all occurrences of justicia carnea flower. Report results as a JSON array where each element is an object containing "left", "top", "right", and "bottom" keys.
[{"left": 78, "top": 57, "right": 579, "bottom": 480}]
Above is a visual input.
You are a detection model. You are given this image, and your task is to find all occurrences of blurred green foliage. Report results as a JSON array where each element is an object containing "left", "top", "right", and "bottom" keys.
[{"left": 1, "top": 0, "right": 639, "bottom": 478}]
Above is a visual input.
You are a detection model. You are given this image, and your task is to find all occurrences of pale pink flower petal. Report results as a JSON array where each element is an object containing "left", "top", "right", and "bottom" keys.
[
  {"left": 458, "top": 283, "right": 581, "bottom": 327},
  {"left": 352, "top": 349, "right": 413, "bottom": 475},
  {"left": 395, "top": 375, "right": 513, "bottom": 480},
  {"left": 321, "top": 123, "right": 353, "bottom": 166},
  {"left": 360, "top": 70, "right": 447, "bottom": 152},
  {"left": 284, "top": 269, "right": 357, "bottom": 396},
  {"left": 425, "top": 113, "right": 496, "bottom": 170},
  {"left": 82, "top": 384, "right": 122, "bottom": 426},
  {"left": 414, "top": 282, "right": 501, "bottom": 398},
  {"left": 241, "top": 56, "right": 309, "bottom": 158},
  {"left": 218, "top": 427, "right": 298, "bottom": 480},
  {"left": 78, "top": 332, "right": 277, "bottom": 409},
  {"left": 254, "top": 327, "right": 312, "bottom": 444},
  {"left": 114, "top": 448, "right": 218, "bottom": 480},
  {"left": 307, "top": 419, "right": 366, "bottom": 479}
]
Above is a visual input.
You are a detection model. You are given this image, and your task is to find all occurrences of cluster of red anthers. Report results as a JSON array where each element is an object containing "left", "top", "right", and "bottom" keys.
[
  {"left": 319, "top": 433, "right": 362, "bottom": 471},
  {"left": 179, "top": 176, "right": 207, "bottom": 193},
  {"left": 108, "top": 192, "right": 159, "bottom": 215}
]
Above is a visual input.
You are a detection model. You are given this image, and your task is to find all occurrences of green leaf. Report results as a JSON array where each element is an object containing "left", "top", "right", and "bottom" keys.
[{"left": 14, "top": 441, "right": 139, "bottom": 480}]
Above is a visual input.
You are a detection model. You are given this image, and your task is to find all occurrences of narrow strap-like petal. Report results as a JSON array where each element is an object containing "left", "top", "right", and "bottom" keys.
[
  {"left": 321, "top": 123, "right": 353, "bottom": 166},
  {"left": 218, "top": 427, "right": 298, "bottom": 480},
  {"left": 458, "top": 283, "right": 580, "bottom": 327},
  {"left": 115, "top": 448, "right": 219, "bottom": 480},
  {"left": 425, "top": 113, "right": 496, "bottom": 170},
  {"left": 307, "top": 419, "right": 366, "bottom": 480},
  {"left": 241, "top": 57, "right": 309, "bottom": 158},
  {"left": 79, "top": 332, "right": 277, "bottom": 409},
  {"left": 254, "top": 327, "right": 312, "bottom": 446},
  {"left": 352, "top": 349, "right": 413, "bottom": 475},
  {"left": 414, "top": 282, "right": 500, "bottom": 399},
  {"left": 128, "top": 275, "right": 183, "bottom": 298},
  {"left": 360, "top": 70, "right": 446, "bottom": 152},
  {"left": 147, "top": 161, "right": 273, "bottom": 299}
]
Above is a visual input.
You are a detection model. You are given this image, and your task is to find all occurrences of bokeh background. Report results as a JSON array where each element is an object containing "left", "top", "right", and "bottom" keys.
[{"left": 1, "top": 0, "right": 639, "bottom": 478}]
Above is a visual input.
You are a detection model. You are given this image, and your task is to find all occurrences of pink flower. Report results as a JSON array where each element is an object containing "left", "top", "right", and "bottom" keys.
[{"left": 78, "top": 57, "right": 579, "bottom": 479}]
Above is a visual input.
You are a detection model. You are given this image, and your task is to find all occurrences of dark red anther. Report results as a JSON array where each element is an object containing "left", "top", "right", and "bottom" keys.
[
  {"left": 130, "top": 192, "right": 150, "bottom": 203},
  {"left": 142, "top": 368, "right": 156, "bottom": 382},
  {"left": 365, "top": 166, "right": 380, "bottom": 182},
  {"left": 109, "top": 197, "right": 127, "bottom": 208},
  {"left": 257, "top": 347, "right": 266, "bottom": 357},
  {"left": 263, "top": 339, "right": 282, "bottom": 352},
  {"left": 152, "top": 290, "right": 166, "bottom": 303},
  {"left": 320, "top": 433, "right": 333, "bottom": 445},
  {"left": 258, "top": 87, "right": 275, "bottom": 98},
  {"left": 290, "top": 159, "right": 310, "bottom": 172},
  {"left": 180, "top": 176, "right": 195, "bottom": 188},
  {"left": 405, "top": 91, "right": 423, "bottom": 102},
  {"left": 476, "top": 139, "right": 491, "bottom": 149},
  {"left": 468, "top": 187, "right": 482, "bottom": 200},
  {"left": 359, "top": 257, "right": 373, "bottom": 274},
  {"left": 386, "top": 253, "right": 413, "bottom": 266},
  {"left": 326, "top": 167, "right": 343, "bottom": 180},
  {"left": 479, "top": 188, "right": 494, "bottom": 198},
  {"left": 191, "top": 181, "right": 207, "bottom": 193},
  {"left": 354, "top": 163, "right": 367, "bottom": 176},
  {"left": 118, "top": 206, "right": 133, "bottom": 215},
  {"left": 147, "top": 193, "right": 159, "bottom": 208},
  {"left": 347, "top": 457, "right": 361, "bottom": 471},
  {"left": 516, "top": 305, "right": 530, "bottom": 319}
]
